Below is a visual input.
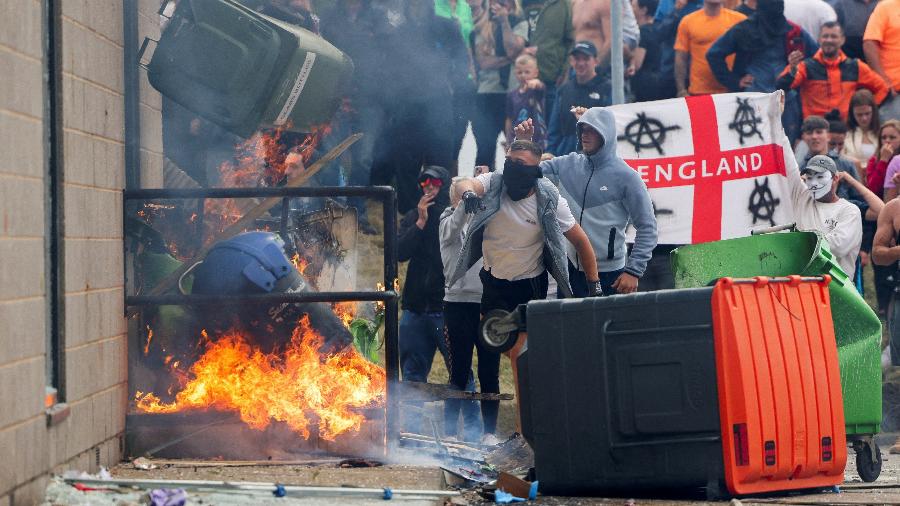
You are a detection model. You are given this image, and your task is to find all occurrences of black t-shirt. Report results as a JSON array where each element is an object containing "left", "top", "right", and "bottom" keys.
[{"left": 632, "top": 23, "right": 667, "bottom": 102}]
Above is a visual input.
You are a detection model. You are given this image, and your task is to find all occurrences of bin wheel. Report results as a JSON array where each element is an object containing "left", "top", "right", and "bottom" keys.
[
  {"left": 479, "top": 309, "right": 520, "bottom": 353},
  {"left": 855, "top": 441, "right": 882, "bottom": 482}
]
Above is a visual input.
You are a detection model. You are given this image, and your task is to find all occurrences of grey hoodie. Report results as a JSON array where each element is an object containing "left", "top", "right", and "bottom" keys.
[
  {"left": 540, "top": 107, "right": 658, "bottom": 277},
  {"left": 439, "top": 205, "right": 482, "bottom": 304}
]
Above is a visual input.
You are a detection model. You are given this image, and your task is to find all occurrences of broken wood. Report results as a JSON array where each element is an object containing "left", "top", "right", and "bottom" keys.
[
  {"left": 397, "top": 381, "right": 514, "bottom": 402},
  {"left": 129, "top": 133, "right": 362, "bottom": 311}
]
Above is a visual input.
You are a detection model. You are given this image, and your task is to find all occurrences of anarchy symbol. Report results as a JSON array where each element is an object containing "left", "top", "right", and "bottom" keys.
[
  {"left": 748, "top": 177, "right": 780, "bottom": 226},
  {"left": 729, "top": 97, "right": 764, "bottom": 145},
  {"left": 618, "top": 112, "right": 681, "bottom": 155}
]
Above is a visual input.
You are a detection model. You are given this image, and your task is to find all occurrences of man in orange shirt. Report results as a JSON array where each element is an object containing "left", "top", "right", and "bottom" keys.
[
  {"left": 777, "top": 22, "right": 888, "bottom": 120},
  {"left": 673, "top": 0, "right": 745, "bottom": 96},
  {"left": 864, "top": 0, "right": 900, "bottom": 119}
]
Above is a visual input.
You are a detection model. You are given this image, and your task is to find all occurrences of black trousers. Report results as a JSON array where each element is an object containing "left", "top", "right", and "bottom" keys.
[
  {"left": 443, "top": 301, "right": 501, "bottom": 435},
  {"left": 480, "top": 268, "right": 549, "bottom": 314},
  {"left": 471, "top": 93, "right": 507, "bottom": 169}
]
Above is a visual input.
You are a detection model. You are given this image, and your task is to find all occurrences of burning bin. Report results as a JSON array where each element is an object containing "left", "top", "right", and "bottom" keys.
[
  {"left": 516, "top": 277, "right": 846, "bottom": 497},
  {"left": 670, "top": 231, "right": 882, "bottom": 475},
  {"left": 144, "top": 0, "right": 353, "bottom": 138}
]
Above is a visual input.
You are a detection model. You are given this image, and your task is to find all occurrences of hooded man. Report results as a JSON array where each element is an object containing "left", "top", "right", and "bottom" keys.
[
  {"left": 515, "top": 107, "right": 658, "bottom": 295},
  {"left": 449, "top": 140, "right": 600, "bottom": 312},
  {"left": 707, "top": 0, "right": 818, "bottom": 142},
  {"left": 398, "top": 166, "right": 454, "bottom": 381}
]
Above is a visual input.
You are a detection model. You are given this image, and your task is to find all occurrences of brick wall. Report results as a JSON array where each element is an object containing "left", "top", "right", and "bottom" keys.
[{"left": 0, "top": 1, "right": 159, "bottom": 503}]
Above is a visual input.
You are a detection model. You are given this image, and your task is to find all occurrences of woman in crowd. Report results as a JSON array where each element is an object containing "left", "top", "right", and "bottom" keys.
[
  {"left": 844, "top": 90, "right": 882, "bottom": 179},
  {"left": 467, "top": 0, "right": 529, "bottom": 170},
  {"left": 866, "top": 119, "right": 900, "bottom": 197}
]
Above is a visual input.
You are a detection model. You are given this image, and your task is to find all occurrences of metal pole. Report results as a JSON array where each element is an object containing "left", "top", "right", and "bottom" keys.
[
  {"left": 611, "top": 0, "right": 625, "bottom": 104},
  {"left": 382, "top": 190, "right": 400, "bottom": 455},
  {"left": 123, "top": 0, "right": 141, "bottom": 188}
]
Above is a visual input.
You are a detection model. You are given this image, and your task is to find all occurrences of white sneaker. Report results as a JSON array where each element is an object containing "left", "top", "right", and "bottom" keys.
[{"left": 481, "top": 433, "right": 501, "bottom": 446}]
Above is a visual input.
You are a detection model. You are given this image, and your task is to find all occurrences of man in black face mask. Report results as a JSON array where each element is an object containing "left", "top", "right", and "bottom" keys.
[{"left": 448, "top": 141, "right": 600, "bottom": 316}]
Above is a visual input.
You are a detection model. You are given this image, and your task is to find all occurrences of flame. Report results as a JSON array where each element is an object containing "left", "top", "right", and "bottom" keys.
[
  {"left": 143, "top": 326, "right": 153, "bottom": 356},
  {"left": 134, "top": 315, "right": 386, "bottom": 440},
  {"left": 290, "top": 253, "right": 309, "bottom": 274},
  {"left": 332, "top": 302, "right": 357, "bottom": 328}
]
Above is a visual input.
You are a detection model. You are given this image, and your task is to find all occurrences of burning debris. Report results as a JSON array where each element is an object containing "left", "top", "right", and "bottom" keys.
[{"left": 134, "top": 314, "right": 385, "bottom": 441}]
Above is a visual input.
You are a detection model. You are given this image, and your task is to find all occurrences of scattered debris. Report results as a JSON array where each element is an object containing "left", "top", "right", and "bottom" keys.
[
  {"left": 148, "top": 488, "right": 187, "bottom": 506},
  {"left": 339, "top": 458, "right": 384, "bottom": 468},
  {"left": 132, "top": 457, "right": 158, "bottom": 470},
  {"left": 495, "top": 472, "right": 537, "bottom": 501},
  {"left": 494, "top": 489, "right": 526, "bottom": 503}
]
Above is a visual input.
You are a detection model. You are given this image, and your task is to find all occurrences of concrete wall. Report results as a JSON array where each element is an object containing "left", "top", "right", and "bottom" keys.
[{"left": 0, "top": 1, "right": 160, "bottom": 503}]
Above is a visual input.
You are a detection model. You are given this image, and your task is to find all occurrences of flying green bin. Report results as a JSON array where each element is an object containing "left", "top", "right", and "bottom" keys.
[
  {"left": 671, "top": 230, "right": 883, "bottom": 481},
  {"left": 144, "top": 0, "right": 353, "bottom": 138}
]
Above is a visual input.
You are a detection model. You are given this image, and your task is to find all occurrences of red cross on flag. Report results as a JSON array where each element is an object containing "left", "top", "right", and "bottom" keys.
[{"left": 612, "top": 92, "right": 793, "bottom": 245}]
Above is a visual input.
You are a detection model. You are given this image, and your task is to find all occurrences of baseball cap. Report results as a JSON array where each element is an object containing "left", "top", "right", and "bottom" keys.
[
  {"left": 801, "top": 115, "right": 829, "bottom": 133},
  {"left": 801, "top": 155, "right": 838, "bottom": 176},
  {"left": 570, "top": 40, "right": 598, "bottom": 57}
]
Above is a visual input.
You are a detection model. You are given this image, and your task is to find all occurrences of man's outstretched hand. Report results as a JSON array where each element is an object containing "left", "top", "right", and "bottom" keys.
[
  {"left": 462, "top": 190, "right": 482, "bottom": 214},
  {"left": 514, "top": 119, "right": 534, "bottom": 141}
]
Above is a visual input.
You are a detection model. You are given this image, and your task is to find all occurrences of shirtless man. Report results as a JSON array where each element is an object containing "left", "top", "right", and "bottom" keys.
[{"left": 572, "top": 0, "right": 639, "bottom": 67}]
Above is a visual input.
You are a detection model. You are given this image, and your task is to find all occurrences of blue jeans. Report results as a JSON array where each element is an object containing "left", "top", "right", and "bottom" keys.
[
  {"left": 560, "top": 260, "right": 625, "bottom": 298},
  {"left": 399, "top": 310, "right": 479, "bottom": 435}
]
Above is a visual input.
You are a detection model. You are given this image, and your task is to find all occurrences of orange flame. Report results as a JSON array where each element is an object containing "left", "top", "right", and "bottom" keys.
[
  {"left": 134, "top": 315, "right": 385, "bottom": 440},
  {"left": 143, "top": 326, "right": 153, "bottom": 356},
  {"left": 290, "top": 253, "right": 309, "bottom": 275},
  {"left": 332, "top": 302, "right": 357, "bottom": 328}
]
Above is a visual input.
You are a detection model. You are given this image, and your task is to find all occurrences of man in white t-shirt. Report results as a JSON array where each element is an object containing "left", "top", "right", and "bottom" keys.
[
  {"left": 788, "top": 153, "right": 882, "bottom": 276},
  {"left": 449, "top": 140, "right": 600, "bottom": 313}
]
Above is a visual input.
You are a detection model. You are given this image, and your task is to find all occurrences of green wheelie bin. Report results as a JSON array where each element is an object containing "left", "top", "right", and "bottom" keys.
[
  {"left": 145, "top": 0, "right": 353, "bottom": 138},
  {"left": 670, "top": 230, "right": 883, "bottom": 481}
]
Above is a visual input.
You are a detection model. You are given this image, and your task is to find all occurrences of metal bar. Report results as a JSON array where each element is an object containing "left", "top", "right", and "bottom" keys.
[
  {"left": 43, "top": 0, "right": 66, "bottom": 401},
  {"left": 124, "top": 185, "right": 395, "bottom": 200},
  {"left": 64, "top": 478, "right": 460, "bottom": 498},
  {"left": 610, "top": 0, "right": 625, "bottom": 104},
  {"left": 123, "top": 0, "right": 141, "bottom": 189},
  {"left": 382, "top": 190, "right": 400, "bottom": 454},
  {"left": 126, "top": 291, "right": 400, "bottom": 306}
]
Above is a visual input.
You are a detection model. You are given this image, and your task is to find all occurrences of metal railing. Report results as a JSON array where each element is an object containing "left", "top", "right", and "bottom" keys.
[{"left": 123, "top": 185, "right": 400, "bottom": 452}]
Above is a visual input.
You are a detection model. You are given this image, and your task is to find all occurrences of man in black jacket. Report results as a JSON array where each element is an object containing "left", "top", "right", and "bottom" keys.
[
  {"left": 370, "top": 0, "right": 471, "bottom": 214},
  {"left": 399, "top": 165, "right": 479, "bottom": 433},
  {"left": 398, "top": 166, "right": 455, "bottom": 381}
]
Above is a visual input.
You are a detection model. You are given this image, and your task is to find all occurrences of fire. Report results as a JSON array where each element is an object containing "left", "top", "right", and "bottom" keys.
[
  {"left": 290, "top": 253, "right": 309, "bottom": 274},
  {"left": 332, "top": 302, "right": 357, "bottom": 328},
  {"left": 134, "top": 315, "right": 385, "bottom": 440},
  {"left": 143, "top": 326, "right": 153, "bottom": 356}
]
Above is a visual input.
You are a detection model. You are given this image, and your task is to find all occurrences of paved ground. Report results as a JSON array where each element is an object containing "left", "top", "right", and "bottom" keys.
[{"left": 41, "top": 432, "right": 900, "bottom": 505}]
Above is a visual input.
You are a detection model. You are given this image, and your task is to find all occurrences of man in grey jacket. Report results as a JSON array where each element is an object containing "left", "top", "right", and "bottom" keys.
[{"left": 515, "top": 107, "right": 658, "bottom": 295}]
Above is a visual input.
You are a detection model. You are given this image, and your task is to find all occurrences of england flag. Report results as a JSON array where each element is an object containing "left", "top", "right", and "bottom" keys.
[{"left": 612, "top": 92, "right": 794, "bottom": 245}]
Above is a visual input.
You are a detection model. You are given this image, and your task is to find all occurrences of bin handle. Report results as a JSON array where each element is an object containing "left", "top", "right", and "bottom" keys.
[
  {"left": 137, "top": 37, "right": 158, "bottom": 71},
  {"left": 750, "top": 223, "right": 796, "bottom": 235}
]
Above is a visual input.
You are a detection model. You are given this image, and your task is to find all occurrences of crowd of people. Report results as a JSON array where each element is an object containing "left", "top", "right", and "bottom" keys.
[
  {"left": 314, "top": 0, "right": 900, "bottom": 443},
  {"left": 162, "top": 0, "right": 900, "bottom": 444}
]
